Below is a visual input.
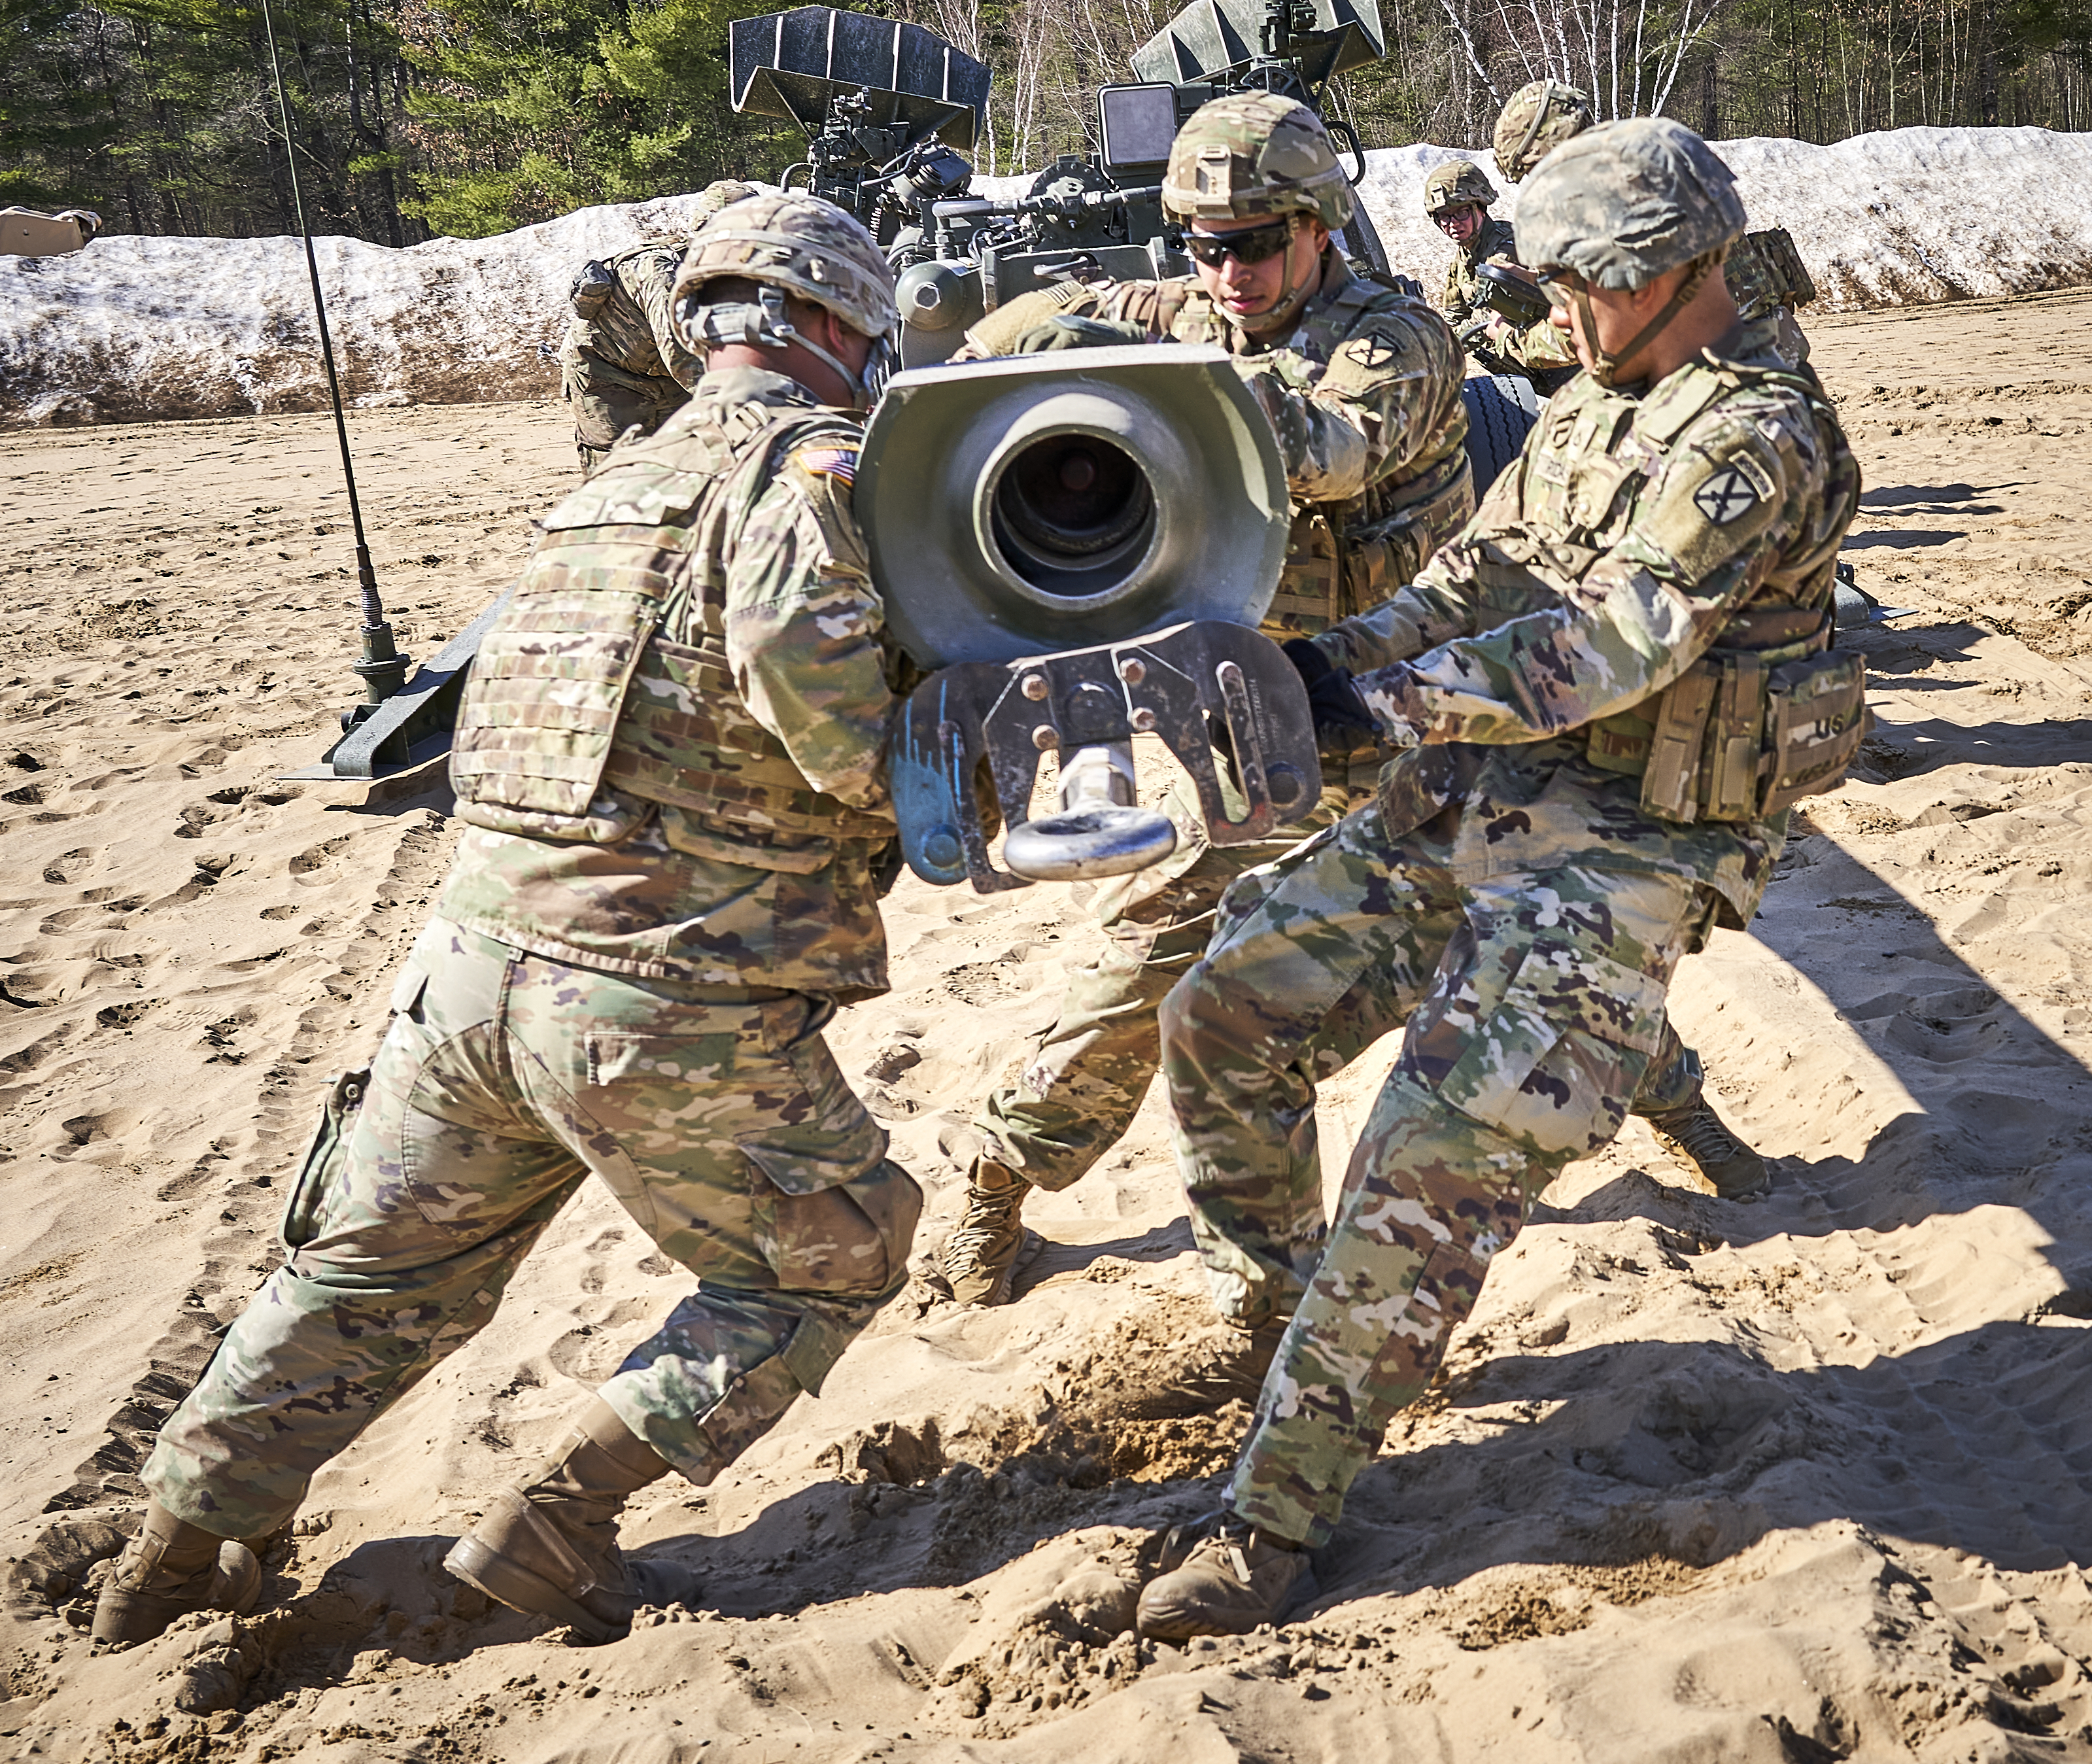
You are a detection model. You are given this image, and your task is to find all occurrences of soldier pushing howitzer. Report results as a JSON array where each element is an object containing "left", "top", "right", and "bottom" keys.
[
  {"left": 926, "top": 93, "right": 1767, "bottom": 1360},
  {"left": 95, "top": 192, "right": 921, "bottom": 1650},
  {"left": 1137, "top": 116, "right": 1865, "bottom": 1638}
]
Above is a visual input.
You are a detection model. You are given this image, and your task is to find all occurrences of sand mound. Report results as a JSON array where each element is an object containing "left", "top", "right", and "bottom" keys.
[{"left": 2, "top": 291, "right": 2091, "bottom": 1760}]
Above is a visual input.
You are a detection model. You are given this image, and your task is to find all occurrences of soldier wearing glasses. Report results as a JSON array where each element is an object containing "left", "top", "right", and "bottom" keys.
[{"left": 942, "top": 92, "right": 1473, "bottom": 1351}]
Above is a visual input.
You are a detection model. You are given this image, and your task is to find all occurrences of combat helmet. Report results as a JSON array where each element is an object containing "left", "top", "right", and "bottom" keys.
[
  {"left": 1517, "top": 117, "right": 1747, "bottom": 384},
  {"left": 1423, "top": 160, "right": 1497, "bottom": 216},
  {"left": 672, "top": 191, "right": 900, "bottom": 408},
  {"left": 692, "top": 179, "right": 760, "bottom": 222},
  {"left": 1492, "top": 78, "right": 1596, "bottom": 182},
  {"left": 1161, "top": 92, "right": 1356, "bottom": 231}
]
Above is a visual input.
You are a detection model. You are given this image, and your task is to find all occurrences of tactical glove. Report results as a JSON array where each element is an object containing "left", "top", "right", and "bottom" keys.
[
  {"left": 1009, "top": 314, "right": 1150, "bottom": 355},
  {"left": 1280, "top": 638, "right": 1380, "bottom": 742}
]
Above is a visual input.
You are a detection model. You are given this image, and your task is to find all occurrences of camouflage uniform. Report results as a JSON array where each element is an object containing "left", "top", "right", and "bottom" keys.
[
  {"left": 1158, "top": 118, "right": 1862, "bottom": 1553},
  {"left": 1723, "top": 232, "right": 1815, "bottom": 366},
  {"left": 559, "top": 242, "right": 703, "bottom": 473},
  {"left": 1439, "top": 213, "right": 1519, "bottom": 328},
  {"left": 141, "top": 341, "right": 921, "bottom": 1532},
  {"left": 1425, "top": 161, "right": 1508, "bottom": 328},
  {"left": 1422, "top": 160, "right": 1575, "bottom": 392},
  {"left": 955, "top": 101, "right": 1474, "bottom": 1220},
  {"left": 558, "top": 182, "right": 759, "bottom": 473}
]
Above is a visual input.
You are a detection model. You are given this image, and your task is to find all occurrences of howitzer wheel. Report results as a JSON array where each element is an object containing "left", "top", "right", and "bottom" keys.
[{"left": 1461, "top": 372, "right": 1545, "bottom": 493}]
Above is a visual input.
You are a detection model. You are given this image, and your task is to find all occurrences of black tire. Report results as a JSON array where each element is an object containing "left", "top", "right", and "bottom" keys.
[{"left": 1460, "top": 372, "right": 1545, "bottom": 494}]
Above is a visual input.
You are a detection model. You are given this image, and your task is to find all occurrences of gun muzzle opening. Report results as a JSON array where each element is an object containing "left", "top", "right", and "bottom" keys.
[{"left": 988, "top": 433, "right": 1157, "bottom": 598}]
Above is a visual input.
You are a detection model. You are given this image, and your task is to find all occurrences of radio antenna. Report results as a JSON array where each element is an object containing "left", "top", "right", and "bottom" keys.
[{"left": 259, "top": 0, "right": 407, "bottom": 723}]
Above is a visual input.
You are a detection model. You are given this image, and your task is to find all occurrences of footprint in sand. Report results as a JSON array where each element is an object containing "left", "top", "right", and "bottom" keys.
[{"left": 41, "top": 847, "right": 102, "bottom": 886}]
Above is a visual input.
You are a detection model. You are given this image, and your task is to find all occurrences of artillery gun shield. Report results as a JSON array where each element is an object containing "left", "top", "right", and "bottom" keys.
[
  {"left": 730, "top": 7, "right": 990, "bottom": 150},
  {"left": 1130, "top": 0, "right": 1384, "bottom": 92}
]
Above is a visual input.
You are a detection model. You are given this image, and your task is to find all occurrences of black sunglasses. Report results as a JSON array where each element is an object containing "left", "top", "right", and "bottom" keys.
[
  {"left": 1184, "top": 217, "right": 1297, "bottom": 268},
  {"left": 1532, "top": 267, "right": 1588, "bottom": 296}
]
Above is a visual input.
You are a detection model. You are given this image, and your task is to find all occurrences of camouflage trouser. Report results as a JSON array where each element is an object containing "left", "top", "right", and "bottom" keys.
[
  {"left": 558, "top": 340, "right": 689, "bottom": 474},
  {"left": 1158, "top": 803, "right": 1712, "bottom": 1548},
  {"left": 971, "top": 806, "right": 1318, "bottom": 1193},
  {"left": 975, "top": 786, "right": 1699, "bottom": 1198},
  {"left": 141, "top": 918, "right": 921, "bottom": 1540}
]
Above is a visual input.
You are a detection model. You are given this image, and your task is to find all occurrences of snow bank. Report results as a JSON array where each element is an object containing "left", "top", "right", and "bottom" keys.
[
  {"left": 5, "top": 128, "right": 2089, "bottom": 428},
  {"left": 1363, "top": 126, "right": 2092, "bottom": 310},
  {"left": 0, "top": 191, "right": 712, "bottom": 430}
]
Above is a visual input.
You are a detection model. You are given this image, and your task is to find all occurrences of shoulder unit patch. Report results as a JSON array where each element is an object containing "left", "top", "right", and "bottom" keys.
[{"left": 1691, "top": 464, "right": 1760, "bottom": 525}]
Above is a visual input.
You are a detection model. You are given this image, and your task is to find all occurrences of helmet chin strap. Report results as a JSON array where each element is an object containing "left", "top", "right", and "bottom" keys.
[
  {"left": 1575, "top": 247, "right": 1724, "bottom": 389},
  {"left": 682, "top": 285, "right": 893, "bottom": 409},
  {"left": 1239, "top": 217, "right": 1319, "bottom": 339}
]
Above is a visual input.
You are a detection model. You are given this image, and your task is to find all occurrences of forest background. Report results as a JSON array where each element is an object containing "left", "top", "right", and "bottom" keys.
[{"left": 3, "top": 0, "right": 2089, "bottom": 245}]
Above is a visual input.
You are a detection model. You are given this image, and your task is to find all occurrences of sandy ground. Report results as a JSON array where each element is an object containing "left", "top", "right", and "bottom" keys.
[{"left": 2, "top": 289, "right": 2091, "bottom": 1763}]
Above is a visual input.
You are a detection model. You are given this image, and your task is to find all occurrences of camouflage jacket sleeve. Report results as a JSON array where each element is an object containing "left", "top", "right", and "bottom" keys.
[
  {"left": 1498, "top": 313, "right": 1579, "bottom": 371},
  {"left": 1441, "top": 253, "right": 1474, "bottom": 324},
  {"left": 957, "top": 283, "right": 1097, "bottom": 357},
  {"left": 723, "top": 447, "right": 898, "bottom": 815},
  {"left": 636, "top": 249, "right": 704, "bottom": 390},
  {"left": 1350, "top": 381, "right": 1842, "bottom": 746},
  {"left": 1233, "top": 298, "right": 1467, "bottom": 506}
]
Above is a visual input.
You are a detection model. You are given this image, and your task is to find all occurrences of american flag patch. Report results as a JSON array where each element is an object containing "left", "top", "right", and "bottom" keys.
[{"left": 793, "top": 446, "right": 857, "bottom": 483}]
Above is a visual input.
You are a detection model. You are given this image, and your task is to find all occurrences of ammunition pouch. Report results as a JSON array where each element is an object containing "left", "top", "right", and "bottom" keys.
[
  {"left": 572, "top": 258, "right": 617, "bottom": 320},
  {"left": 1269, "top": 447, "right": 1475, "bottom": 636},
  {"left": 1585, "top": 608, "right": 1868, "bottom": 823}
]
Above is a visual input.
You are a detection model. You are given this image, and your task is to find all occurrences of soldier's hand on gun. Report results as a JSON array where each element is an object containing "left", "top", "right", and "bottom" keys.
[
  {"left": 1281, "top": 638, "right": 1381, "bottom": 742},
  {"left": 1455, "top": 312, "right": 1511, "bottom": 355},
  {"left": 1009, "top": 314, "right": 1151, "bottom": 354}
]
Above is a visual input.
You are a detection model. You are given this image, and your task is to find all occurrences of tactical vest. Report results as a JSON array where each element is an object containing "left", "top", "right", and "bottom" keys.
[
  {"left": 1112, "top": 269, "right": 1475, "bottom": 637},
  {"left": 1487, "top": 355, "right": 1864, "bottom": 825},
  {"left": 450, "top": 388, "right": 891, "bottom": 871}
]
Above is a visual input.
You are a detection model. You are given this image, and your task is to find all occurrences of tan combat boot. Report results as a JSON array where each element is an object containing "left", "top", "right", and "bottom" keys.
[
  {"left": 1642, "top": 1092, "right": 1770, "bottom": 1199},
  {"left": 91, "top": 1502, "right": 263, "bottom": 1648},
  {"left": 443, "top": 1399, "right": 699, "bottom": 1644},
  {"left": 937, "top": 1160, "right": 1038, "bottom": 1307},
  {"left": 1136, "top": 1514, "right": 1317, "bottom": 1640}
]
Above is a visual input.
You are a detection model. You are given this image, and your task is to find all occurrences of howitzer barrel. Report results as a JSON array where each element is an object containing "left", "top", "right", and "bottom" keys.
[
  {"left": 932, "top": 184, "right": 1163, "bottom": 222},
  {"left": 859, "top": 345, "right": 1288, "bottom": 667},
  {"left": 860, "top": 348, "right": 1314, "bottom": 890}
]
